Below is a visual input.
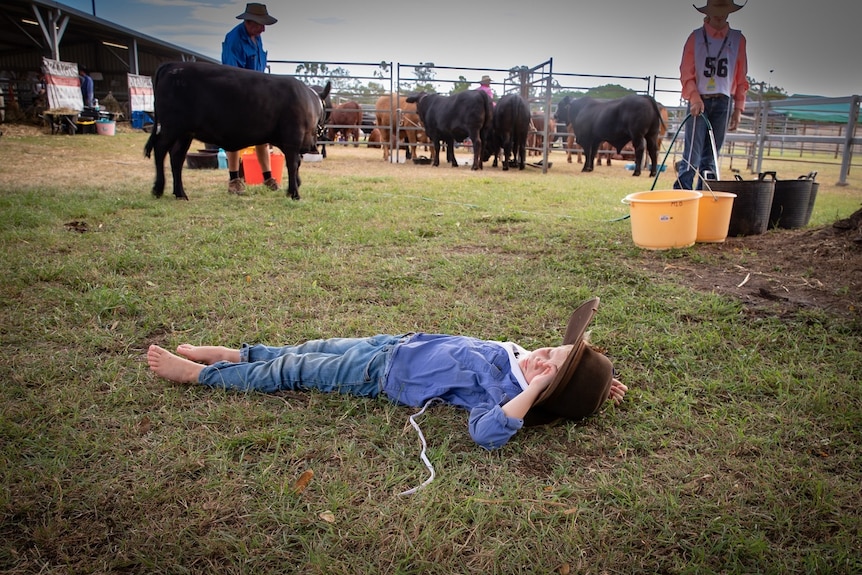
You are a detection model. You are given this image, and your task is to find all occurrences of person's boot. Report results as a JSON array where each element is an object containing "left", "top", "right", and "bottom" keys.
[{"left": 228, "top": 178, "right": 246, "bottom": 195}]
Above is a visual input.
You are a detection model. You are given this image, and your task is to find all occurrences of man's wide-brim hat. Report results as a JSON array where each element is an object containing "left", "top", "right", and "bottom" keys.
[
  {"left": 524, "top": 297, "right": 614, "bottom": 427},
  {"left": 694, "top": 0, "right": 746, "bottom": 15},
  {"left": 479, "top": 75, "right": 492, "bottom": 84},
  {"left": 237, "top": 3, "right": 277, "bottom": 25}
]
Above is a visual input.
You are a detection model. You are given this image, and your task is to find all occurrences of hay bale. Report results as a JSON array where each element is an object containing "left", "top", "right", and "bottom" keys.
[{"left": 101, "top": 91, "right": 123, "bottom": 115}]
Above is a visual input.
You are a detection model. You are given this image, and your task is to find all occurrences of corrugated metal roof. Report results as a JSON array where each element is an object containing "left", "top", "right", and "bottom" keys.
[{"left": 0, "top": 0, "right": 218, "bottom": 75}]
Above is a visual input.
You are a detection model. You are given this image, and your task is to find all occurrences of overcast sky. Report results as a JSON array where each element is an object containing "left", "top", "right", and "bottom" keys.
[{"left": 59, "top": 0, "right": 860, "bottom": 106}]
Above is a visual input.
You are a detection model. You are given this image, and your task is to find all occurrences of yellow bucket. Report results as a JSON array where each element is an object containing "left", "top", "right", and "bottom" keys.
[
  {"left": 622, "top": 190, "right": 702, "bottom": 250},
  {"left": 696, "top": 191, "right": 737, "bottom": 243}
]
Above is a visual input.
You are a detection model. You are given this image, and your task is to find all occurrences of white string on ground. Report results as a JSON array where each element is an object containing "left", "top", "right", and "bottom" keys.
[{"left": 399, "top": 397, "right": 444, "bottom": 496}]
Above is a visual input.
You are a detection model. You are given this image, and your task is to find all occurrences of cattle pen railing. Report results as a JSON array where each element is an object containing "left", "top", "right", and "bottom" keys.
[
  {"left": 268, "top": 58, "right": 562, "bottom": 171},
  {"left": 660, "top": 96, "right": 861, "bottom": 186},
  {"left": 738, "top": 95, "right": 859, "bottom": 186},
  {"left": 265, "top": 59, "right": 860, "bottom": 185}
]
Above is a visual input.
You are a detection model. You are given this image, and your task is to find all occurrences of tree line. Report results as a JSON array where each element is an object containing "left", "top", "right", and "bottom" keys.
[{"left": 292, "top": 62, "right": 787, "bottom": 105}]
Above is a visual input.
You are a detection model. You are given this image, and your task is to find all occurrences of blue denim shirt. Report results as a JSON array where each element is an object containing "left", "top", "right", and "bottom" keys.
[
  {"left": 221, "top": 23, "right": 267, "bottom": 71},
  {"left": 384, "top": 334, "right": 525, "bottom": 450},
  {"left": 80, "top": 74, "right": 94, "bottom": 107}
]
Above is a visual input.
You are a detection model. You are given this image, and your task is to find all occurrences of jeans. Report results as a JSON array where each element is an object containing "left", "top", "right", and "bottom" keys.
[
  {"left": 198, "top": 335, "right": 408, "bottom": 395},
  {"left": 674, "top": 96, "right": 730, "bottom": 190}
]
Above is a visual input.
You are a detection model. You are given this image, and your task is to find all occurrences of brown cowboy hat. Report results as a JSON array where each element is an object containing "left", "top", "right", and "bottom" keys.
[
  {"left": 524, "top": 297, "right": 615, "bottom": 427},
  {"left": 479, "top": 75, "right": 493, "bottom": 84},
  {"left": 236, "top": 3, "right": 277, "bottom": 25},
  {"left": 694, "top": 0, "right": 746, "bottom": 15}
]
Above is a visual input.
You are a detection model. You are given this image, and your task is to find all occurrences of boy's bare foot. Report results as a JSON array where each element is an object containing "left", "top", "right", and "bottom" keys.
[
  {"left": 176, "top": 344, "right": 240, "bottom": 364},
  {"left": 148, "top": 344, "right": 205, "bottom": 384}
]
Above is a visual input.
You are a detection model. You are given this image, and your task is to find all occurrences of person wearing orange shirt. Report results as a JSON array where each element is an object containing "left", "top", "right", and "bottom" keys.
[{"left": 674, "top": 0, "right": 749, "bottom": 190}]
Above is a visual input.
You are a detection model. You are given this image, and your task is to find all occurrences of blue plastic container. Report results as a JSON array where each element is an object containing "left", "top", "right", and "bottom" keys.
[{"left": 131, "top": 111, "right": 153, "bottom": 129}]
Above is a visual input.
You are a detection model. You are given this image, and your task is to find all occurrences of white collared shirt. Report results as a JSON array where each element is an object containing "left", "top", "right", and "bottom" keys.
[{"left": 490, "top": 341, "right": 530, "bottom": 391}]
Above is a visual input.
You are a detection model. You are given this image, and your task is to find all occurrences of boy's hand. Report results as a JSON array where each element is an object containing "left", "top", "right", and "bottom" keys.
[
  {"left": 503, "top": 369, "right": 556, "bottom": 419},
  {"left": 528, "top": 371, "right": 556, "bottom": 393}
]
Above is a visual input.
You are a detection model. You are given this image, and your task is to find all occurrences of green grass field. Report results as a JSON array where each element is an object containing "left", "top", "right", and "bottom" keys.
[{"left": 1, "top": 131, "right": 860, "bottom": 574}]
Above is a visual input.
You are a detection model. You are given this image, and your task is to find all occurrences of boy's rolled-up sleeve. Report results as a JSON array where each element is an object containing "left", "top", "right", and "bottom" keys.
[{"left": 468, "top": 403, "right": 523, "bottom": 450}]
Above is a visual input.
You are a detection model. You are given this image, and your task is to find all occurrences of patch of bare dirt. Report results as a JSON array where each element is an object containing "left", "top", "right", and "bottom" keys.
[{"left": 635, "top": 221, "right": 862, "bottom": 319}]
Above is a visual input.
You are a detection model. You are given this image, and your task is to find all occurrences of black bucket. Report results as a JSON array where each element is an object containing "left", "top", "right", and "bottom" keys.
[
  {"left": 704, "top": 173, "right": 775, "bottom": 236},
  {"left": 764, "top": 171, "right": 813, "bottom": 229}
]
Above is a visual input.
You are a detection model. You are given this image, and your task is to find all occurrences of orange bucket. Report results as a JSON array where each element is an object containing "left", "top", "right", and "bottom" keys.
[
  {"left": 241, "top": 148, "right": 285, "bottom": 185},
  {"left": 696, "top": 191, "right": 737, "bottom": 243},
  {"left": 622, "top": 190, "right": 702, "bottom": 250}
]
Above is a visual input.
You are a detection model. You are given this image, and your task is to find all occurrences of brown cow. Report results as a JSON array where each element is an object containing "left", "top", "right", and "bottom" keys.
[
  {"left": 367, "top": 127, "right": 382, "bottom": 148},
  {"left": 326, "top": 101, "right": 363, "bottom": 146},
  {"left": 374, "top": 93, "right": 423, "bottom": 161},
  {"left": 527, "top": 114, "right": 556, "bottom": 156}
]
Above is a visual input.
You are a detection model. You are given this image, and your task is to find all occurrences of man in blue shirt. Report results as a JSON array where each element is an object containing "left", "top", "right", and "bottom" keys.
[
  {"left": 221, "top": 3, "right": 279, "bottom": 195},
  {"left": 79, "top": 66, "right": 94, "bottom": 108},
  {"left": 147, "top": 298, "right": 627, "bottom": 450}
]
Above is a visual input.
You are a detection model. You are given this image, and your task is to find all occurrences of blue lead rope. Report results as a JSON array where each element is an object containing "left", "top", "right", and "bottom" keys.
[{"left": 650, "top": 113, "right": 718, "bottom": 192}]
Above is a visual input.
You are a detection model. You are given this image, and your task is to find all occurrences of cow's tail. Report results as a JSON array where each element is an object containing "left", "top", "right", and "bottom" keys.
[
  {"left": 143, "top": 63, "right": 172, "bottom": 159},
  {"left": 144, "top": 127, "right": 157, "bottom": 159},
  {"left": 648, "top": 95, "right": 666, "bottom": 133},
  {"left": 479, "top": 90, "right": 494, "bottom": 130},
  {"left": 481, "top": 91, "right": 493, "bottom": 137}
]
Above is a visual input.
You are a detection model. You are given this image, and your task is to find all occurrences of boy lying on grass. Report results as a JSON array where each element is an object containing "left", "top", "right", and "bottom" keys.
[{"left": 148, "top": 297, "right": 627, "bottom": 451}]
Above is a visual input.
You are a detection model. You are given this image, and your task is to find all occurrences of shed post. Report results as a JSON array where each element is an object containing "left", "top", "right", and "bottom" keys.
[{"left": 836, "top": 95, "right": 859, "bottom": 186}]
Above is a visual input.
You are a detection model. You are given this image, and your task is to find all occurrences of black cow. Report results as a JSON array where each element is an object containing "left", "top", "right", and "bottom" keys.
[
  {"left": 405, "top": 90, "right": 492, "bottom": 170},
  {"left": 555, "top": 94, "right": 662, "bottom": 177},
  {"left": 144, "top": 61, "right": 331, "bottom": 200},
  {"left": 482, "top": 94, "right": 530, "bottom": 171}
]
